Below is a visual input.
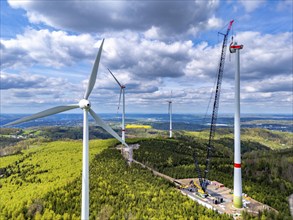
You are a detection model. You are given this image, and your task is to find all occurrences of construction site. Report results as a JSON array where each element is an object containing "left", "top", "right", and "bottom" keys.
[
  {"left": 129, "top": 157, "right": 276, "bottom": 219},
  {"left": 4, "top": 9, "right": 290, "bottom": 218},
  {"left": 175, "top": 178, "right": 276, "bottom": 218},
  {"left": 128, "top": 20, "right": 278, "bottom": 219}
]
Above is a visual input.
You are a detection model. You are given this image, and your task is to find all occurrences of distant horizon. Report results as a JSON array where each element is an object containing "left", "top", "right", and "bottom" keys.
[
  {"left": 1, "top": 112, "right": 292, "bottom": 116},
  {"left": 1, "top": 112, "right": 292, "bottom": 132}
]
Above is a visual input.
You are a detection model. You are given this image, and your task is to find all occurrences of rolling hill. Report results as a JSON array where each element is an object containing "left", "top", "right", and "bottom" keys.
[{"left": 0, "top": 127, "right": 292, "bottom": 219}]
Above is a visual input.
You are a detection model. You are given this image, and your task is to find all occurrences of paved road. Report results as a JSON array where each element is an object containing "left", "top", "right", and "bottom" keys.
[{"left": 289, "top": 194, "right": 293, "bottom": 218}]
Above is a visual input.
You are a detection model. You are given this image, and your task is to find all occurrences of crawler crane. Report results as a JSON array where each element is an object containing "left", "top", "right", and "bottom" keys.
[{"left": 193, "top": 20, "right": 234, "bottom": 195}]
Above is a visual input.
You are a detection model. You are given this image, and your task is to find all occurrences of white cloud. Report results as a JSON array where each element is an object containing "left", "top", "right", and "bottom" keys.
[
  {"left": 243, "top": 75, "right": 293, "bottom": 93},
  {"left": 144, "top": 26, "right": 161, "bottom": 40},
  {"left": 2, "top": 28, "right": 292, "bottom": 90},
  {"left": 243, "top": 86, "right": 256, "bottom": 92},
  {"left": 99, "top": 36, "right": 195, "bottom": 80},
  {"left": 277, "top": 0, "right": 293, "bottom": 11},
  {"left": 1, "top": 15, "right": 292, "bottom": 114},
  {"left": 206, "top": 16, "right": 223, "bottom": 30},
  {"left": 235, "top": 31, "right": 293, "bottom": 80},
  {"left": 184, "top": 41, "right": 221, "bottom": 79},
  {"left": 0, "top": 71, "right": 82, "bottom": 113},
  {"left": 0, "top": 72, "right": 67, "bottom": 90},
  {"left": 8, "top": 0, "right": 220, "bottom": 38},
  {"left": 239, "top": 0, "right": 266, "bottom": 12},
  {"left": 1, "top": 29, "right": 96, "bottom": 69}
]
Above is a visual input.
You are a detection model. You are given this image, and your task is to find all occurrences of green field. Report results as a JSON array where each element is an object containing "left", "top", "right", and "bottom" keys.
[{"left": 126, "top": 124, "right": 152, "bottom": 129}]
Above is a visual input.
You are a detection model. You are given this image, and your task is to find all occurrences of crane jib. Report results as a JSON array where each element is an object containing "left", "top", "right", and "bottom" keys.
[{"left": 194, "top": 20, "right": 234, "bottom": 193}]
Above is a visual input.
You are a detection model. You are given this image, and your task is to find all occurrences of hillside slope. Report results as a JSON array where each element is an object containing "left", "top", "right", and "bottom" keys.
[
  {"left": 0, "top": 138, "right": 231, "bottom": 220},
  {"left": 0, "top": 128, "right": 292, "bottom": 219},
  {"left": 0, "top": 139, "right": 115, "bottom": 219},
  {"left": 131, "top": 137, "right": 293, "bottom": 219},
  {"left": 185, "top": 128, "right": 292, "bottom": 150}
]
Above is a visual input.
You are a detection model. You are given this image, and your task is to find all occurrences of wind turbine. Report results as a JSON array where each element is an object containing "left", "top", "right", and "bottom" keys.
[
  {"left": 107, "top": 69, "right": 126, "bottom": 141},
  {"left": 230, "top": 41, "right": 244, "bottom": 208},
  {"left": 4, "top": 39, "right": 128, "bottom": 220},
  {"left": 168, "top": 91, "right": 173, "bottom": 138},
  {"left": 107, "top": 69, "right": 133, "bottom": 163}
]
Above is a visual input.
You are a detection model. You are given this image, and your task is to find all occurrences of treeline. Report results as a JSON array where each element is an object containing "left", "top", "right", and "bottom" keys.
[
  {"left": 27, "top": 126, "right": 114, "bottom": 141},
  {"left": 0, "top": 126, "right": 113, "bottom": 156},
  {"left": 0, "top": 138, "right": 49, "bottom": 156},
  {"left": 132, "top": 137, "right": 293, "bottom": 219},
  {"left": 151, "top": 122, "right": 207, "bottom": 131},
  {"left": 0, "top": 126, "right": 115, "bottom": 143},
  {"left": 0, "top": 128, "right": 23, "bottom": 149},
  {"left": 242, "top": 148, "right": 293, "bottom": 215},
  {"left": 185, "top": 128, "right": 292, "bottom": 150},
  {"left": 0, "top": 136, "right": 22, "bottom": 149}
]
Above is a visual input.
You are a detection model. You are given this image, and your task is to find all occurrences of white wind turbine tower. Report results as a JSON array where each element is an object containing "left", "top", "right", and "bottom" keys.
[
  {"left": 107, "top": 69, "right": 126, "bottom": 141},
  {"left": 168, "top": 91, "right": 173, "bottom": 138},
  {"left": 107, "top": 69, "right": 132, "bottom": 163},
  {"left": 5, "top": 39, "right": 128, "bottom": 220},
  {"left": 230, "top": 41, "right": 244, "bottom": 208}
]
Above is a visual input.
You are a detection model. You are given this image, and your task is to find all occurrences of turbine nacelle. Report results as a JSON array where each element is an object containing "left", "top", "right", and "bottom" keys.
[{"left": 79, "top": 99, "right": 91, "bottom": 109}]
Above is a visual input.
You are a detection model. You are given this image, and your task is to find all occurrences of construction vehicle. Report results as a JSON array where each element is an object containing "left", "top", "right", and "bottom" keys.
[
  {"left": 208, "top": 195, "right": 224, "bottom": 204},
  {"left": 180, "top": 183, "right": 196, "bottom": 192},
  {"left": 189, "top": 180, "right": 205, "bottom": 194},
  {"left": 193, "top": 20, "right": 234, "bottom": 194},
  {"left": 180, "top": 180, "right": 208, "bottom": 197}
]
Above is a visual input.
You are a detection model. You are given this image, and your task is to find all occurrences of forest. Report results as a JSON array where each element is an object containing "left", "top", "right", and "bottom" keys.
[
  {"left": 1, "top": 138, "right": 231, "bottom": 219},
  {"left": 131, "top": 132, "right": 293, "bottom": 219},
  {"left": 0, "top": 127, "right": 292, "bottom": 219}
]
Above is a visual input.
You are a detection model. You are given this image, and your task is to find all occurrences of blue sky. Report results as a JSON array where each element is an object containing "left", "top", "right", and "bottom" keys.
[{"left": 1, "top": 0, "right": 292, "bottom": 114}]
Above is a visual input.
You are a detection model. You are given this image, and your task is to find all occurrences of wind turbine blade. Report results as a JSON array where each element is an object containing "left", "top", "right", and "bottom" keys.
[
  {"left": 84, "top": 39, "right": 105, "bottom": 99},
  {"left": 5, "top": 105, "right": 79, "bottom": 126},
  {"left": 168, "top": 102, "right": 170, "bottom": 114},
  {"left": 117, "top": 88, "right": 122, "bottom": 113},
  {"left": 108, "top": 68, "right": 122, "bottom": 87},
  {"left": 89, "top": 109, "right": 128, "bottom": 147}
]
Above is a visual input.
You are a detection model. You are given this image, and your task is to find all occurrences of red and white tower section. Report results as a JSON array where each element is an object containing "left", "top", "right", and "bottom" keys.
[
  {"left": 230, "top": 42, "right": 244, "bottom": 208},
  {"left": 122, "top": 85, "right": 126, "bottom": 141},
  {"left": 169, "top": 100, "right": 172, "bottom": 138}
]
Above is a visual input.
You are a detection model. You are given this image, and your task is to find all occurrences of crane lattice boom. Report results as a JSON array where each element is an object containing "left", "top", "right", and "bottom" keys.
[{"left": 196, "top": 20, "right": 234, "bottom": 193}]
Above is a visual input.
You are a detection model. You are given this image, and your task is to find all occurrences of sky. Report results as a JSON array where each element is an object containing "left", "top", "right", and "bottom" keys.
[{"left": 0, "top": 0, "right": 292, "bottom": 115}]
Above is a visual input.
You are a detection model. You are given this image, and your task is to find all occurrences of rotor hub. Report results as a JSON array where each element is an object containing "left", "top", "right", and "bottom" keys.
[{"left": 79, "top": 99, "right": 91, "bottom": 109}]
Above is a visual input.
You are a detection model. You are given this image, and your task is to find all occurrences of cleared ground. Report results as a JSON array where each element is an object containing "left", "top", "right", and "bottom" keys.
[
  {"left": 132, "top": 155, "right": 276, "bottom": 219},
  {"left": 176, "top": 178, "right": 277, "bottom": 218}
]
